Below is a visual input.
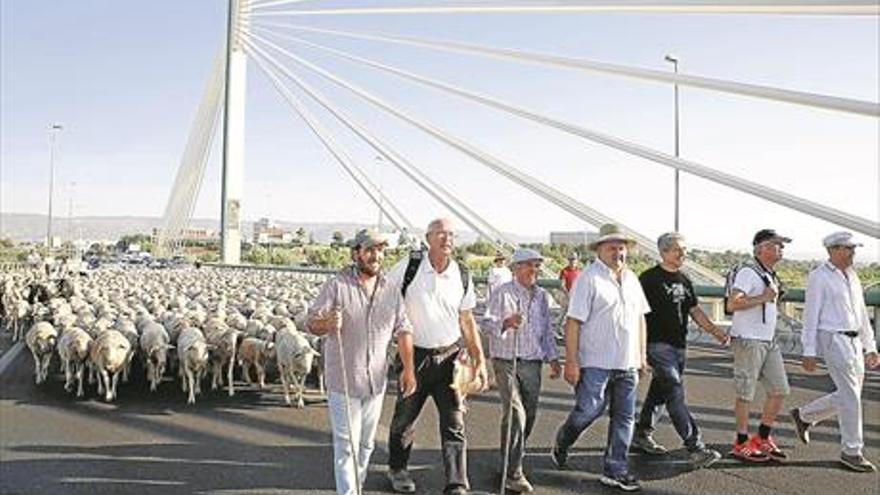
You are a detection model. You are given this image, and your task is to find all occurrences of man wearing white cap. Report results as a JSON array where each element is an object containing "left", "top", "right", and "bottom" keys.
[
  {"left": 551, "top": 224, "right": 650, "bottom": 492},
  {"left": 789, "top": 231, "right": 879, "bottom": 472},
  {"left": 487, "top": 252, "right": 513, "bottom": 301},
  {"left": 484, "top": 248, "right": 561, "bottom": 493}
]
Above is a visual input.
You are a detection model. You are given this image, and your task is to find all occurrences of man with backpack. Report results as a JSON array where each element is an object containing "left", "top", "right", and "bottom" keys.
[
  {"left": 385, "top": 217, "right": 488, "bottom": 495},
  {"left": 726, "top": 229, "right": 792, "bottom": 463}
]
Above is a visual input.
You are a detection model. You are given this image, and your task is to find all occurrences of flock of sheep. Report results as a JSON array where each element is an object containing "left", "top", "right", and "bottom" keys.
[{"left": 1, "top": 266, "right": 326, "bottom": 407}]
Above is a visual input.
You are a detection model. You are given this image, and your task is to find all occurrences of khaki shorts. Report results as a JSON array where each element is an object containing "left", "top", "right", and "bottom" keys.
[{"left": 731, "top": 337, "right": 790, "bottom": 401}]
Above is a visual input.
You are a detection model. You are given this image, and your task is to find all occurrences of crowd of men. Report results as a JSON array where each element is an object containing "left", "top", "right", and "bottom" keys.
[{"left": 306, "top": 218, "right": 878, "bottom": 494}]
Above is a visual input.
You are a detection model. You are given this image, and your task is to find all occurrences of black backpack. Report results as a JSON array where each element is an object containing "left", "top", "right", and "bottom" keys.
[
  {"left": 401, "top": 249, "right": 469, "bottom": 298},
  {"left": 723, "top": 258, "right": 781, "bottom": 323}
]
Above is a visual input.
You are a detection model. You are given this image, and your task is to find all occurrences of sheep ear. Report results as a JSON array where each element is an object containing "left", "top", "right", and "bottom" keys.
[
  {"left": 164, "top": 344, "right": 176, "bottom": 350},
  {"left": 310, "top": 348, "right": 321, "bottom": 357},
  {"left": 266, "top": 342, "right": 275, "bottom": 351}
]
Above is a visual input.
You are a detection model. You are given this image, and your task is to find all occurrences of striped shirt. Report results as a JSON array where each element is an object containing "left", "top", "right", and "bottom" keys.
[
  {"left": 483, "top": 280, "right": 559, "bottom": 362},
  {"left": 802, "top": 261, "right": 877, "bottom": 357},
  {"left": 307, "top": 265, "right": 412, "bottom": 398},
  {"left": 567, "top": 260, "right": 650, "bottom": 370}
]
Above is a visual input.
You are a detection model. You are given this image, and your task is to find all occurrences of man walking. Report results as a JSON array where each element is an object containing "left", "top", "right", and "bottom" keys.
[
  {"left": 484, "top": 248, "right": 561, "bottom": 493},
  {"left": 307, "top": 229, "right": 412, "bottom": 495},
  {"left": 790, "top": 231, "right": 879, "bottom": 472},
  {"left": 631, "top": 232, "right": 728, "bottom": 468},
  {"left": 726, "top": 229, "right": 792, "bottom": 462},
  {"left": 552, "top": 224, "right": 650, "bottom": 492},
  {"left": 487, "top": 252, "right": 512, "bottom": 301},
  {"left": 386, "top": 217, "right": 489, "bottom": 495}
]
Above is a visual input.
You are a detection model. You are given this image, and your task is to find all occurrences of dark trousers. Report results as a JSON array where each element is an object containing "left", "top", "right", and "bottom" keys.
[
  {"left": 388, "top": 346, "right": 468, "bottom": 492},
  {"left": 636, "top": 343, "right": 703, "bottom": 451}
]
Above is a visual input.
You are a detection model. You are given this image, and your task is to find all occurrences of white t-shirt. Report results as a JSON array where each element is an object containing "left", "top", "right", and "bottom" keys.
[
  {"left": 388, "top": 255, "right": 477, "bottom": 349},
  {"left": 487, "top": 266, "right": 512, "bottom": 298},
  {"left": 729, "top": 266, "right": 778, "bottom": 341},
  {"left": 567, "top": 261, "right": 650, "bottom": 370}
]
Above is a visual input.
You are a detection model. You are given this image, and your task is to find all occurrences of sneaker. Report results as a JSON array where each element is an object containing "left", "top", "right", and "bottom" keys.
[
  {"left": 444, "top": 486, "right": 468, "bottom": 495},
  {"left": 504, "top": 475, "right": 534, "bottom": 493},
  {"left": 840, "top": 453, "right": 877, "bottom": 473},
  {"left": 630, "top": 433, "right": 668, "bottom": 455},
  {"left": 387, "top": 469, "right": 416, "bottom": 493},
  {"left": 689, "top": 447, "right": 722, "bottom": 469},
  {"left": 754, "top": 435, "right": 788, "bottom": 462},
  {"left": 599, "top": 472, "right": 641, "bottom": 492},
  {"left": 551, "top": 444, "right": 568, "bottom": 469},
  {"left": 730, "top": 436, "right": 771, "bottom": 463},
  {"left": 790, "top": 408, "right": 811, "bottom": 444}
]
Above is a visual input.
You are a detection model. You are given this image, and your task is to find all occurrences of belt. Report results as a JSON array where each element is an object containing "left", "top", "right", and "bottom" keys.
[{"left": 415, "top": 343, "right": 460, "bottom": 356}]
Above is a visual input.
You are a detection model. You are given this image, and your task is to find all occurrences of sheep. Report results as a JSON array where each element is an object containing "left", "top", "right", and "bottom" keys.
[
  {"left": 89, "top": 329, "right": 131, "bottom": 402},
  {"left": 177, "top": 327, "right": 211, "bottom": 404},
  {"left": 275, "top": 326, "right": 319, "bottom": 408},
  {"left": 237, "top": 336, "right": 274, "bottom": 389},
  {"left": 206, "top": 326, "right": 242, "bottom": 397},
  {"left": 57, "top": 327, "right": 93, "bottom": 397},
  {"left": 25, "top": 321, "right": 58, "bottom": 384},
  {"left": 139, "top": 321, "right": 172, "bottom": 392}
]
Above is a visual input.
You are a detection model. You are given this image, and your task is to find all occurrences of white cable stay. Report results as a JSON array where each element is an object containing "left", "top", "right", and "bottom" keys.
[
  {"left": 249, "top": 0, "right": 318, "bottom": 10},
  {"left": 249, "top": 2, "right": 880, "bottom": 16},
  {"left": 258, "top": 30, "right": 880, "bottom": 239},
  {"left": 242, "top": 35, "right": 520, "bottom": 260},
  {"left": 253, "top": 22, "right": 880, "bottom": 119},
  {"left": 244, "top": 48, "right": 416, "bottom": 237},
  {"left": 245, "top": 31, "right": 724, "bottom": 284},
  {"left": 158, "top": 47, "right": 227, "bottom": 257}
]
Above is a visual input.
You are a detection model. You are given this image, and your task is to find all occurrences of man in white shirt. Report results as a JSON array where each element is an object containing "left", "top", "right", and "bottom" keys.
[
  {"left": 790, "top": 231, "right": 879, "bottom": 472},
  {"left": 726, "top": 229, "right": 792, "bottom": 463},
  {"left": 487, "top": 252, "right": 512, "bottom": 301},
  {"left": 386, "top": 217, "right": 488, "bottom": 495},
  {"left": 551, "top": 224, "right": 649, "bottom": 493}
]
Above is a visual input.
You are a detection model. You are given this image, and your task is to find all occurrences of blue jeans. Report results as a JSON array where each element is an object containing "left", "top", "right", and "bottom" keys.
[
  {"left": 556, "top": 367, "right": 638, "bottom": 476},
  {"left": 636, "top": 343, "right": 703, "bottom": 451}
]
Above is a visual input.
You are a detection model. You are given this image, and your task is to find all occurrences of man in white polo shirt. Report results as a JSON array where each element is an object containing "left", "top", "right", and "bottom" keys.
[
  {"left": 790, "top": 231, "right": 879, "bottom": 472},
  {"left": 386, "top": 217, "right": 488, "bottom": 495},
  {"left": 551, "top": 224, "right": 650, "bottom": 492},
  {"left": 726, "top": 229, "right": 792, "bottom": 463}
]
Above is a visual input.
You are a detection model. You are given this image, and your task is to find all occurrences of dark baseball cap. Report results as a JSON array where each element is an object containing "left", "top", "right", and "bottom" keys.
[{"left": 752, "top": 229, "right": 792, "bottom": 246}]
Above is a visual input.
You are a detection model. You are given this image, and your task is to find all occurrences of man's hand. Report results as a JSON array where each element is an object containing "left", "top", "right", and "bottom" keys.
[
  {"left": 865, "top": 352, "right": 880, "bottom": 369},
  {"left": 473, "top": 359, "right": 489, "bottom": 392},
  {"left": 802, "top": 356, "right": 818, "bottom": 372},
  {"left": 563, "top": 360, "right": 580, "bottom": 386},
  {"left": 549, "top": 359, "right": 561, "bottom": 380},
  {"left": 761, "top": 286, "right": 778, "bottom": 303},
  {"left": 714, "top": 330, "right": 731, "bottom": 346},
  {"left": 399, "top": 367, "right": 417, "bottom": 398},
  {"left": 639, "top": 362, "right": 651, "bottom": 380},
  {"left": 502, "top": 313, "right": 523, "bottom": 331}
]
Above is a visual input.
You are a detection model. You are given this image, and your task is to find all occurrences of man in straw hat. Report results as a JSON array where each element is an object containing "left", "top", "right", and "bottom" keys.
[
  {"left": 551, "top": 223, "right": 650, "bottom": 492},
  {"left": 487, "top": 251, "right": 513, "bottom": 301},
  {"left": 307, "top": 228, "right": 412, "bottom": 495},
  {"left": 483, "top": 247, "right": 561, "bottom": 493},
  {"left": 790, "top": 231, "right": 879, "bottom": 472}
]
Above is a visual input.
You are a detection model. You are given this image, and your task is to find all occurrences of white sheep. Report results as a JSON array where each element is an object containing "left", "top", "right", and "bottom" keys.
[
  {"left": 90, "top": 329, "right": 131, "bottom": 402},
  {"left": 25, "top": 321, "right": 58, "bottom": 384},
  {"left": 57, "top": 327, "right": 93, "bottom": 397},
  {"left": 177, "top": 326, "right": 211, "bottom": 405},
  {"left": 275, "top": 326, "right": 319, "bottom": 408},
  {"left": 237, "top": 336, "right": 274, "bottom": 389},
  {"left": 139, "top": 321, "right": 172, "bottom": 392}
]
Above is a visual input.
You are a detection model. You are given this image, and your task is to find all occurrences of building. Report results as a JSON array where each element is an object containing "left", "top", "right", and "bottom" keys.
[{"left": 253, "top": 218, "right": 294, "bottom": 245}]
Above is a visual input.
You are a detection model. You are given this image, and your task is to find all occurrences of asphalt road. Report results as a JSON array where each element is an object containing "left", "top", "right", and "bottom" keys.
[{"left": 1, "top": 342, "right": 878, "bottom": 495}]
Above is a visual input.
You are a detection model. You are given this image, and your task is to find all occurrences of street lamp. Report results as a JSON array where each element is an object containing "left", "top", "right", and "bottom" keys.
[
  {"left": 664, "top": 54, "right": 680, "bottom": 232},
  {"left": 47, "top": 123, "right": 64, "bottom": 250}
]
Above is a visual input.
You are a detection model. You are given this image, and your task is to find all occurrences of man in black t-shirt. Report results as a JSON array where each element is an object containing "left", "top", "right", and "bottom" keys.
[{"left": 631, "top": 232, "right": 730, "bottom": 469}]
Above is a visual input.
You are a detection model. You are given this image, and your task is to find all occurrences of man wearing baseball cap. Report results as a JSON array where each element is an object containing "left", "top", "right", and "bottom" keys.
[
  {"left": 727, "top": 228, "right": 792, "bottom": 463},
  {"left": 789, "top": 231, "right": 879, "bottom": 472},
  {"left": 484, "top": 248, "right": 561, "bottom": 492},
  {"left": 308, "top": 228, "right": 413, "bottom": 494}
]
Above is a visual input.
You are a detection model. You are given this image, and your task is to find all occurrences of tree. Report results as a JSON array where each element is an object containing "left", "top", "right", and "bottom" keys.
[
  {"left": 295, "top": 227, "right": 306, "bottom": 243},
  {"left": 331, "top": 230, "right": 345, "bottom": 247}
]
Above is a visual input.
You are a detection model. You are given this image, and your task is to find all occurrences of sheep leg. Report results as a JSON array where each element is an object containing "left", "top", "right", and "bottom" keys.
[
  {"left": 75, "top": 363, "right": 85, "bottom": 397},
  {"left": 185, "top": 367, "right": 196, "bottom": 404},
  {"left": 226, "top": 356, "right": 235, "bottom": 397},
  {"left": 279, "top": 363, "right": 291, "bottom": 406}
]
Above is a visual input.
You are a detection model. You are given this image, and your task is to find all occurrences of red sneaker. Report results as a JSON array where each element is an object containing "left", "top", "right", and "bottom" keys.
[
  {"left": 754, "top": 435, "right": 788, "bottom": 462},
  {"left": 731, "top": 436, "right": 771, "bottom": 463}
]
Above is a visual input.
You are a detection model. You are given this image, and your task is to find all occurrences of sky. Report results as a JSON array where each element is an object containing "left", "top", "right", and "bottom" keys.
[{"left": 1, "top": 1, "right": 878, "bottom": 261}]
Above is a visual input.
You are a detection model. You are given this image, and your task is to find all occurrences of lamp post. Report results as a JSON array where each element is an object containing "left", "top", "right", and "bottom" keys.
[
  {"left": 47, "top": 123, "right": 64, "bottom": 250},
  {"left": 664, "top": 54, "right": 680, "bottom": 232}
]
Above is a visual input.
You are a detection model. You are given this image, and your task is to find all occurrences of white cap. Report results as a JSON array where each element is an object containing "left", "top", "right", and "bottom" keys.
[
  {"left": 822, "top": 231, "right": 862, "bottom": 248},
  {"left": 511, "top": 248, "right": 543, "bottom": 264}
]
